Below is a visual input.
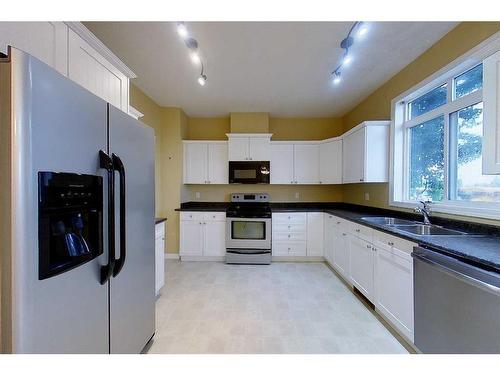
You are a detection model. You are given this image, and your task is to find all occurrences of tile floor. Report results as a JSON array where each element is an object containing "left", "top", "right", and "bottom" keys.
[{"left": 148, "top": 261, "right": 409, "bottom": 354}]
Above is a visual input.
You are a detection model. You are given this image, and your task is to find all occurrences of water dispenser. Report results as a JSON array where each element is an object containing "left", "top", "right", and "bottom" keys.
[{"left": 38, "top": 172, "right": 103, "bottom": 280}]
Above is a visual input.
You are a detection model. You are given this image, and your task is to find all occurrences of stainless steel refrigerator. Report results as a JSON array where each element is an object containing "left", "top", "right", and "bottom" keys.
[{"left": 0, "top": 47, "right": 155, "bottom": 353}]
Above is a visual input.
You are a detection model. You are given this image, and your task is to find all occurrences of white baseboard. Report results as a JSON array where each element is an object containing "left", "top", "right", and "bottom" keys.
[
  {"left": 271, "top": 256, "right": 325, "bottom": 262},
  {"left": 165, "top": 253, "right": 180, "bottom": 260}
]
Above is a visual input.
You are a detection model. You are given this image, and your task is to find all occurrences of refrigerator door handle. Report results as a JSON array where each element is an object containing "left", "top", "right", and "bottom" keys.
[
  {"left": 112, "top": 153, "right": 126, "bottom": 277},
  {"left": 99, "top": 150, "right": 116, "bottom": 284}
]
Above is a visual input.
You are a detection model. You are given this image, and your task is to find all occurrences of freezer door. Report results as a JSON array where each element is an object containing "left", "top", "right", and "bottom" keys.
[
  {"left": 9, "top": 48, "right": 109, "bottom": 353},
  {"left": 108, "top": 105, "right": 155, "bottom": 353}
]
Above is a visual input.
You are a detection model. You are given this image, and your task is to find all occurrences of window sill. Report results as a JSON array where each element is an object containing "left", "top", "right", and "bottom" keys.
[{"left": 390, "top": 200, "right": 500, "bottom": 222}]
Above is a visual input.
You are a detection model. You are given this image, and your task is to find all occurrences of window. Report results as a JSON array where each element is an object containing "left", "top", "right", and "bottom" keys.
[{"left": 392, "top": 59, "right": 500, "bottom": 218}]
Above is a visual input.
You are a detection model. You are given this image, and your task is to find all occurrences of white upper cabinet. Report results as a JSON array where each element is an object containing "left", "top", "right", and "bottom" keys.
[
  {"left": 483, "top": 50, "right": 500, "bottom": 174},
  {"left": 183, "top": 141, "right": 228, "bottom": 184},
  {"left": 0, "top": 22, "right": 68, "bottom": 75},
  {"left": 0, "top": 22, "right": 135, "bottom": 113},
  {"left": 227, "top": 134, "right": 271, "bottom": 161},
  {"left": 184, "top": 142, "right": 209, "bottom": 183},
  {"left": 319, "top": 139, "right": 343, "bottom": 184},
  {"left": 68, "top": 28, "right": 129, "bottom": 111},
  {"left": 270, "top": 143, "right": 294, "bottom": 184},
  {"left": 207, "top": 143, "right": 229, "bottom": 184},
  {"left": 294, "top": 143, "right": 320, "bottom": 184},
  {"left": 342, "top": 121, "right": 390, "bottom": 183}
]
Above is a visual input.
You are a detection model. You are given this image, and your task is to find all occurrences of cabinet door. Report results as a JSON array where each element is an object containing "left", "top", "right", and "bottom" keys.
[
  {"left": 342, "top": 128, "right": 365, "bottom": 183},
  {"left": 184, "top": 143, "right": 208, "bottom": 184},
  {"left": 203, "top": 221, "right": 226, "bottom": 256},
  {"left": 0, "top": 22, "right": 68, "bottom": 75},
  {"left": 333, "top": 227, "right": 350, "bottom": 279},
  {"left": 270, "top": 143, "right": 294, "bottom": 184},
  {"left": 320, "top": 140, "right": 343, "bottom": 184},
  {"left": 228, "top": 137, "right": 249, "bottom": 161},
  {"left": 208, "top": 143, "right": 228, "bottom": 184},
  {"left": 294, "top": 144, "right": 320, "bottom": 184},
  {"left": 483, "top": 51, "right": 500, "bottom": 174},
  {"left": 155, "top": 236, "right": 165, "bottom": 295},
  {"left": 180, "top": 221, "right": 204, "bottom": 256},
  {"left": 249, "top": 137, "right": 270, "bottom": 161},
  {"left": 323, "top": 214, "right": 335, "bottom": 264},
  {"left": 375, "top": 245, "right": 414, "bottom": 342},
  {"left": 68, "top": 28, "right": 129, "bottom": 111},
  {"left": 349, "top": 235, "right": 375, "bottom": 302},
  {"left": 306, "top": 212, "right": 324, "bottom": 256}
]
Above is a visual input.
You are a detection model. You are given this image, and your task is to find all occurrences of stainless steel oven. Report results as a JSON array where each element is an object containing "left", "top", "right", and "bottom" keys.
[
  {"left": 229, "top": 161, "right": 270, "bottom": 184},
  {"left": 225, "top": 193, "right": 272, "bottom": 264}
]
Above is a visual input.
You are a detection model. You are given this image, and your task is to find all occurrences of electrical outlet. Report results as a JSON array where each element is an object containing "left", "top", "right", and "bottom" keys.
[
  {"left": 295, "top": 192, "right": 300, "bottom": 199},
  {"left": 195, "top": 192, "right": 201, "bottom": 199},
  {"left": 364, "top": 192, "right": 370, "bottom": 201}
]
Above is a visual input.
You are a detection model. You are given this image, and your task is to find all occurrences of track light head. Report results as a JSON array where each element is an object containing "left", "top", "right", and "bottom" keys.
[
  {"left": 198, "top": 74, "right": 207, "bottom": 86},
  {"left": 176, "top": 22, "right": 188, "bottom": 39}
]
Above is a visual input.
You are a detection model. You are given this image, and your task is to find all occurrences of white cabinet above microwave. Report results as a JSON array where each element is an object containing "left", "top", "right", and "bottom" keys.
[{"left": 227, "top": 133, "right": 272, "bottom": 161}]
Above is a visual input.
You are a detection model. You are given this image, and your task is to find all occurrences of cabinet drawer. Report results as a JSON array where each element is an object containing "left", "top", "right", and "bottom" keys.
[
  {"left": 273, "top": 212, "right": 307, "bottom": 224},
  {"left": 180, "top": 212, "right": 206, "bottom": 221},
  {"left": 349, "top": 222, "right": 373, "bottom": 242},
  {"left": 273, "top": 241, "right": 307, "bottom": 256},
  {"left": 155, "top": 222, "right": 165, "bottom": 239},
  {"left": 204, "top": 212, "right": 226, "bottom": 221},
  {"left": 272, "top": 222, "right": 306, "bottom": 233},
  {"left": 373, "top": 231, "right": 416, "bottom": 255},
  {"left": 273, "top": 231, "right": 306, "bottom": 241}
]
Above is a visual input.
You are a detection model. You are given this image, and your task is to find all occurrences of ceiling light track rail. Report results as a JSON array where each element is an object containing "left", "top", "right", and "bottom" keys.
[
  {"left": 331, "top": 21, "right": 368, "bottom": 85},
  {"left": 176, "top": 22, "right": 207, "bottom": 86}
]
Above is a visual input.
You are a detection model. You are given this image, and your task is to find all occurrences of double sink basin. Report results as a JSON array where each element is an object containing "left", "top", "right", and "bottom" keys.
[{"left": 360, "top": 216, "right": 468, "bottom": 236}]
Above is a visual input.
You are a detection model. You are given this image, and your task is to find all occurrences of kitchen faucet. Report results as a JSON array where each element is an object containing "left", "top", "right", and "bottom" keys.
[{"left": 414, "top": 200, "right": 432, "bottom": 225}]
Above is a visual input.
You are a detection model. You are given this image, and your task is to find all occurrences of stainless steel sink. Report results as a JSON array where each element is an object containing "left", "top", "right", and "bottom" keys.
[
  {"left": 392, "top": 224, "right": 467, "bottom": 236},
  {"left": 360, "top": 216, "right": 418, "bottom": 226}
]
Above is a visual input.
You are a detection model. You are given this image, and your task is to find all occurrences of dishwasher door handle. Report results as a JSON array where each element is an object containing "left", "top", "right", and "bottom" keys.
[{"left": 412, "top": 248, "right": 500, "bottom": 296}]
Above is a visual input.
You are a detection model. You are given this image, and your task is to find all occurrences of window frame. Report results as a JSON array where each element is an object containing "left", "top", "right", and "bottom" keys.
[{"left": 390, "top": 32, "right": 500, "bottom": 220}]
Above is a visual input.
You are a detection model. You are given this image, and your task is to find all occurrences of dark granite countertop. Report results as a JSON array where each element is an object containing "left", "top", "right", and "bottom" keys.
[
  {"left": 155, "top": 217, "right": 167, "bottom": 224},
  {"left": 176, "top": 201, "right": 500, "bottom": 272}
]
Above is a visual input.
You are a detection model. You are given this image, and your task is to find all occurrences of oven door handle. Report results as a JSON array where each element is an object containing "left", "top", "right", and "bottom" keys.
[{"left": 226, "top": 250, "right": 271, "bottom": 255}]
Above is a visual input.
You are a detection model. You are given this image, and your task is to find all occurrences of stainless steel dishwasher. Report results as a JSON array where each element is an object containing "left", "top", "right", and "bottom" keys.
[{"left": 412, "top": 246, "right": 500, "bottom": 353}]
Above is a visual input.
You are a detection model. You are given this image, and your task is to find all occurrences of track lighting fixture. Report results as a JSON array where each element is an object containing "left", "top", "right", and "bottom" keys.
[
  {"left": 176, "top": 22, "right": 208, "bottom": 86},
  {"left": 331, "top": 21, "right": 368, "bottom": 86}
]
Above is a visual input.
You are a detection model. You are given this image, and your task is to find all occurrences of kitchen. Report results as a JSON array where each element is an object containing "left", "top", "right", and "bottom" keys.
[{"left": 0, "top": 2, "right": 499, "bottom": 371}]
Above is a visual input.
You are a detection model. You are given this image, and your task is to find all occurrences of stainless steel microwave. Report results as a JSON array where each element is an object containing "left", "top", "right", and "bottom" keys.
[{"left": 229, "top": 161, "right": 270, "bottom": 184}]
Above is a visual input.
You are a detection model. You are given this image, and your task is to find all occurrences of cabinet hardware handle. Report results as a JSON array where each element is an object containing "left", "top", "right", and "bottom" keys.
[
  {"left": 359, "top": 178, "right": 364, "bottom": 182},
  {"left": 291, "top": 181, "right": 294, "bottom": 184},
  {"left": 373, "top": 247, "right": 377, "bottom": 252},
  {"left": 366, "top": 244, "right": 371, "bottom": 249},
  {"left": 336, "top": 221, "right": 341, "bottom": 224},
  {"left": 388, "top": 241, "right": 394, "bottom": 246},
  {"left": 355, "top": 229, "right": 360, "bottom": 232},
  {"left": 342, "top": 233, "right": 347, "bottom": 236}
]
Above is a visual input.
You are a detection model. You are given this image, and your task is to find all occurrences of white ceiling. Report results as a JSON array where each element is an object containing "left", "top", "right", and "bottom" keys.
[{"left": 85, "top": 21, "right": 458, "bottom": 117}]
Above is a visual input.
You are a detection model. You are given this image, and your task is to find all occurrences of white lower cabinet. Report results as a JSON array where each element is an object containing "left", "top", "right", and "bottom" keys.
[
  {"left": 306, "top": 212, "right": 323, "bottom": 256},
  {"left": 180, "top": 212, "right": 226, "bottom": 259},
  {"left": 155, "top": 221, "right": 166, "bottom": 296},
  {"left": 323, "top": 214, "right": 335, "bottom": 264},
  {"left": 332, "top": 224, "right": 350, "bottom": 280},
  {"left": 373, "top": 236, "right": 415, "bottom": 342},
  {"left": 349, "top": 235, "right": 375, "bottom": 303},
  {"left": 272, "top": 213, "right": 307, "bottom": 257}
]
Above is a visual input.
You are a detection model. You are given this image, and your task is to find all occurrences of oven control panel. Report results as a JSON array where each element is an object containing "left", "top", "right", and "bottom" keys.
[{"left": 230, "top": 193, "right": 269, "bottom": 202}]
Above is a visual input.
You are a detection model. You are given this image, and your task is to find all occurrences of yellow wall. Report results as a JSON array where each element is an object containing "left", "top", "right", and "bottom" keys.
[
  {"left": 184, "top": 185, "right": 343, "bottom": 203},
  {"left": 342, "top": 22, "right": 500, "bottom": 225},
  {"left": 129, "top": 84, "right": 187, "bottom": 253},
  {"left": 270, "top": 117, "right": 344, "bottom": 140},
  {"left": 230, "top": 112, "right": 269, "bottom": 133},
  {"left": 187, "top": 117, "right": 230, "bottom": 140}
]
